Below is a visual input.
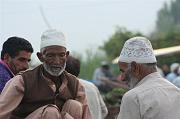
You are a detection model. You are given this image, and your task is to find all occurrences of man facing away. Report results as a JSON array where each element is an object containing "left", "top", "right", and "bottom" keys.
[
  {"left": 0, "top": 36, "right": 33, "bottom": 92},
  {"left": 117, "top": 37, "right": 180, "bottom": 119},
  {"left": 0, "top": 29, "right": 92, "bottom": 119},
  {"left": 65, "top": 55, "right": 108, "bottom": 119}
]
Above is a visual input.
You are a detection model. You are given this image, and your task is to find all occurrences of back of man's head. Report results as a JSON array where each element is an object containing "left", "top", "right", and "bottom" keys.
[
  {"left": 65, "top": 56, "right": 80, "bottom": 77},
  {"left": 1, "top": 36, "right": 34, "bottom": 60}
]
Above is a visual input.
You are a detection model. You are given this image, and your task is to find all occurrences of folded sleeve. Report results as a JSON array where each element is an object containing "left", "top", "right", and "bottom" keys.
[{"left": 0, "top": 75, "right": 25, "bottom": 119}]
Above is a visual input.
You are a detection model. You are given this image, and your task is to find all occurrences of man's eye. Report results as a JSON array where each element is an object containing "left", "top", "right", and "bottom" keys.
[
  {"left": 59, "top": 54, "right": 66, "bottom": 57},
  {"left": 47, "top": 55, "right": 53, "bottom": 58}
]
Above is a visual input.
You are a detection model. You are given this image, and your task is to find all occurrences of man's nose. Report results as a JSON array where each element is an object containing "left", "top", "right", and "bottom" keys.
[
  {"left": 120, "top": 74, "right": 126, "bottom": 81},
  {"left": 24, "top": 62, "right": 29, "bottom": 69},
  {"left": 53, "top": 56, "right": 63, "bottom": 64}
]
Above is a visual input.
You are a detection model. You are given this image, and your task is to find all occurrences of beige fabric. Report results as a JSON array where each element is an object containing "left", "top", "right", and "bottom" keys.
[
  {"left": 25, "top": 100, "right": 82, "bottom": 119},
  {"left": 80, "top": 79, "right": 108, "bottom": 119},
  {"left": 117, "top": 72, "right": 180, "bottom": 119},
  {"left": 26, "top": 104, "right": 62, "bottom": 119},
  {"left": 0, "top": 74, "right": 91, "bottom": 119},
  {"left": 62, "top": 99, "right": 82, "bottom": 119}
]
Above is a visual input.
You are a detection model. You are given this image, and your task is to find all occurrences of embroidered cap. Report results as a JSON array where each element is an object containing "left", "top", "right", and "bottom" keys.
[
  {"left": 118, "top": 36, "right": 157, "bottom": 63},
  {"left": 40, "top": 29, "right": 67, "bottom": 49}
]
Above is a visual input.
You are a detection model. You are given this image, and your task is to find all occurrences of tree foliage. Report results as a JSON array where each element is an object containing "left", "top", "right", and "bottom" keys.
[
  {"left": 153, "top": 0, "right": 180, "bottom": 37},
  {"left": 78, "top": 48, "right": 108, "bottom": 80},
  {"left": 100, "top": 27, "right": 143, "bottom": 60}
]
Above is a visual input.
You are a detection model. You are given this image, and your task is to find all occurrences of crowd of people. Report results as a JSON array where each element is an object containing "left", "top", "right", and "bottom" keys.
[
  {"left": 0, "top": 29, "right": 180, "bottom": 119},
  {"left": 164, "top": 63, "right": 180, "bottom": 88}
]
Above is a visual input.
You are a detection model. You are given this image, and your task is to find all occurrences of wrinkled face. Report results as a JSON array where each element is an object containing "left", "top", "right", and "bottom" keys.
[
  {"left": 38, "top": 45, "right": 69, "bottom": 77},
  {"left": 118, "top": 62, "right": 139, "bottom": 89},
  {"left": 6, "top": 51, "right": 32, "bottom": 75}
]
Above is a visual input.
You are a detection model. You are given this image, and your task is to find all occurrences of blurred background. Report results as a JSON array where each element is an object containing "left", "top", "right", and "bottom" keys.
[{"left": 1, "top": 0, "right": 180, "bottom": 118}]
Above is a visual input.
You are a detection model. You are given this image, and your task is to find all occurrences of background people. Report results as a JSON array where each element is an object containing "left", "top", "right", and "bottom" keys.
[
  {"left": 166, "top": 63, "right": 179, "bottom": 83},
  {"left": 65, "top": 55, "right": 108, "bottom": 119}
]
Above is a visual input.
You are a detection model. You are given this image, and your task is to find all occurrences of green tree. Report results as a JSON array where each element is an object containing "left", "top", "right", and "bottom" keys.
[
  {"left": 153, "top": 0, "right": 180, "bottom": 37},
  {"left": 100, "top": 27, "right": 143, "bottom": 60},
  {"left": 78, "top": 48, "right": 108, "bottom": 80}
]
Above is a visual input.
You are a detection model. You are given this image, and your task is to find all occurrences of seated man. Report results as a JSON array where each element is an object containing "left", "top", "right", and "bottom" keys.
[
  {"left": 65, "top": 55, "right": 108, "bottom": 119},
  {"left": 0, "top": 36, "right": 33, "bottom": 92},
  {"left": 0, "top": 29, "right": 91, "bottom": 119}
]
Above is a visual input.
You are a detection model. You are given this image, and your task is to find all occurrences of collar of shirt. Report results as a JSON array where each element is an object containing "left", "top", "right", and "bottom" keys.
[
  {"left": 41, "top": 71, "right": 68, "bottom": 93},
  {"left": 0, "top": 60, "right": 14, "bottom": 77},
  {"left": 135, "top": 72, "right": 161, "bottom": 87}
]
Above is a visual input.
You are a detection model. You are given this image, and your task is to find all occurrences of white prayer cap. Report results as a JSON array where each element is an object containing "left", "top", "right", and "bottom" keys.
[
  {"left": 170, "top": 63, "right": 179, "bottom": 72},
  {"left": 118, "top": 36, "right": 157, "bottom": 63},
  {"left": 40, "top": 29, "right": 67, "bottom": 49}
]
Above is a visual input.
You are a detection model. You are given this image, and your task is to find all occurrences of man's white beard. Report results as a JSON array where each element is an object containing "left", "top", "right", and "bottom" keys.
[
  {"left": 128, "top": 76, "right": 139, "bottom": 89},
  {"left": 43, "top": 63, "right": 66, "bottom": 76}
]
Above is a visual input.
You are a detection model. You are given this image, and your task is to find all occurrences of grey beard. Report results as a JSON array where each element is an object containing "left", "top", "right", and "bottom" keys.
[
  {"left": 126, "top": 64, "right": 139, "bottom": 89},
  {"left": 43, "top": 63, "right": 66, "bottom": 76},
  {"left": 128, "top": 76, "right": 139, "bottom": 89}
]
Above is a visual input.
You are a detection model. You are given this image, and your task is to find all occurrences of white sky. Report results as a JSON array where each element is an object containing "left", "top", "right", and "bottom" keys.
[{"left": 0, "top": 0, "right": 170, "bottom": 57}]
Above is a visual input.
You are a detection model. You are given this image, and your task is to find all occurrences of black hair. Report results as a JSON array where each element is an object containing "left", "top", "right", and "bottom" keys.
[
  {"left": 65, "top": 56, "right": 80, "bottom": 77},
  {"left": 1, "top": 36, "right": 34, "bottom": 60}
]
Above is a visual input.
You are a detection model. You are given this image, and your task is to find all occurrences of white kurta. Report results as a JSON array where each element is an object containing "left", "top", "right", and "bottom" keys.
[
  {"left": 117, "top": 72, "right": 180, "bottom": 119},
  {"left": 79, "top": 79, "right": 108, "bottom": 119}
]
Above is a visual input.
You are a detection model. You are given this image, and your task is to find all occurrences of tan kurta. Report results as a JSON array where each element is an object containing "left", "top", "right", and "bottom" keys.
[
  {"left": 117, "top": 72, "right": 180, "bottom": 119},
  {"left": 0, "top": 73, "right": 91, "bottom": 119}
]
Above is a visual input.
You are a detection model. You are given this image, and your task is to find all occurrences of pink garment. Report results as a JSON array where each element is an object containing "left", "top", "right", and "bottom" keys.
[
  {"left": 26, "top": 100, "right": 82, "bottom": 119},
  {"left": 0, "top": 74, "right": 92, "bottom": 119}
]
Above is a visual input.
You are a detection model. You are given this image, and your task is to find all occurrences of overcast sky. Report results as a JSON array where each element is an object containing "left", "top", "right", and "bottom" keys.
[{"left": 0, "top": 0, "right": 170, "bottom": 57}]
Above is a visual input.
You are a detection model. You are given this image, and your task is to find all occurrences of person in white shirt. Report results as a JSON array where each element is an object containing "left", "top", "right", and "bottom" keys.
[
  {"left": 117, "top": 37, "right": 180, "bottom": 119},
  {"left": 65, "top": 55, "right": 108, "bottom": 119}
]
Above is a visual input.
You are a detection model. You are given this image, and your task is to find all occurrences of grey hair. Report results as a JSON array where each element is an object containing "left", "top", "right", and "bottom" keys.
[
  {"left": 141, "top": 63, "right": 157, "bottom": 71},
  {"left": 40, "top": 47, "right": 46, "bottom": 53}
]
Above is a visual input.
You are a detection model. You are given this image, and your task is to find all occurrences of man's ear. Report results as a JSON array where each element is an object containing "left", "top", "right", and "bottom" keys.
[
  {"left": 131, "top": 61, "right": 140, "bottom": 76},
  {"left": 37, "top": 52, "right": 44, "bottom": 62},
  {"left": 3, "top": 53, "right": 11, "bottom": 62},
  {"left": 66, "top": 51, "right": 69, "bottom": 58}
]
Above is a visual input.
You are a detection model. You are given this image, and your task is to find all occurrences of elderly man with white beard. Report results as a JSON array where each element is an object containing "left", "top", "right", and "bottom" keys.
[
  {"left": 117, "top": 37, "right": 180, "bottom": 119},
  {"left": 0, "top": 29, "right": 92, "bottom": 119}
]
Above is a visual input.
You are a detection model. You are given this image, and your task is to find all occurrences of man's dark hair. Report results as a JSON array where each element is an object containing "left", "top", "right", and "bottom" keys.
[
  {"left": 1, "top": 36, "right": 33, "bottom": 60},
  {"left": 65, "top": 56, "right": 80, "bottom": 77}
]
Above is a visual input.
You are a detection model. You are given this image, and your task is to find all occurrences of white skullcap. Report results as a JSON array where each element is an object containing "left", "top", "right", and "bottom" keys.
[
  {"left": 40, "top": 29, "right": 67, "bottom": 49},
  {"left": 118, "top": 36, "right": 157, "bottom": 63},
  {"left": 170, "top": 63, "right": 179, "bottom": 72}
]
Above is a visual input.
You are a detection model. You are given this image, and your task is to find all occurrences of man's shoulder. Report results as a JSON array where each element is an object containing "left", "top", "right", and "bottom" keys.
[
  {"left": 0, "top": 61, "right": 8, "bottom": 71},
  {"left": 64, "top": 71, "right": 80, "bottom": 84},
  {"left": 123, "top": 84, "right": 150, "bottom": 99},
  {"left": 18, "top": 65, "right": 41, "bottom": 75},
  {"left": 79, "top": 79, "right": 97, "bottom": 88}
]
